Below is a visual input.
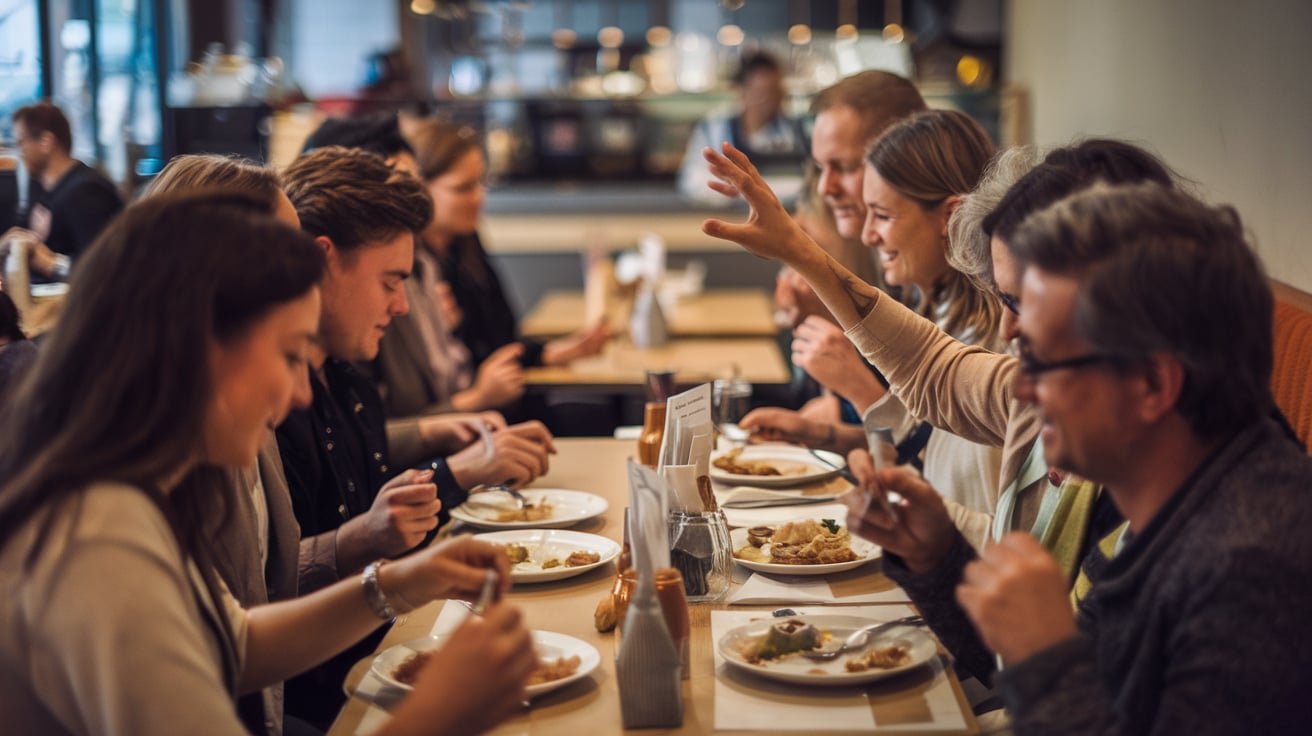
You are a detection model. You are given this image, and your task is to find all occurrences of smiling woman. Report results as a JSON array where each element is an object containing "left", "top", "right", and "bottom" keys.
[{"left": 0, "top": 191, "right": 326, "bottom": 733}]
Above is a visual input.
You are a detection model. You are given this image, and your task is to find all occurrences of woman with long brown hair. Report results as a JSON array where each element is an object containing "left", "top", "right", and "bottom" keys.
[{"left": 0, "top": 192, "right": 535, "bottom": 735}]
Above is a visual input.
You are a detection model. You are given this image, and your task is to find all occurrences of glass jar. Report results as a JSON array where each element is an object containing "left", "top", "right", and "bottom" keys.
[{"left": 668, "top": 510, "right": 733, "bottom": 602}]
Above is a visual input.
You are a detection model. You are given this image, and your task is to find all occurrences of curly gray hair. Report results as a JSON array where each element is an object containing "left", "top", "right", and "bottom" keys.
[{"left": 946, "top": 146, "right": 1040, "bottom": 290}]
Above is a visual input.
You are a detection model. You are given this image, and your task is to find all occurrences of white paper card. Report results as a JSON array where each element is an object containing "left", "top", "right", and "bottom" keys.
[
  {"left": 722, "top": 502, "right": 852, "bottom": 529},
  {"left": 657, "top": 383, "right": 712, "bottom": 470},
  {"left": 728, "top": 573, "right": 912, "bottom": 606}
]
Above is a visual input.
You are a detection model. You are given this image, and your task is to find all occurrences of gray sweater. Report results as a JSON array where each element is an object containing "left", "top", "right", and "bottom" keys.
[{"left": 997, "top": 418, "right": 1312, "bottom": 734}]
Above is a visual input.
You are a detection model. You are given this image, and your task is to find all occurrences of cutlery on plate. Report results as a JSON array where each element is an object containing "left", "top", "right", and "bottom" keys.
[
  {"left": 801, "top": 615, "right": 925, "bottom": 661},
  {"left": 470, "top": 482, "right": 527, "bottom": 510}
]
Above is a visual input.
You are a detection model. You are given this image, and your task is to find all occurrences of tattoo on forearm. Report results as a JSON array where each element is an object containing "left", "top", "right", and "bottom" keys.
[{"left": 828, "top": 260, "right": 876, "bottom": 318}]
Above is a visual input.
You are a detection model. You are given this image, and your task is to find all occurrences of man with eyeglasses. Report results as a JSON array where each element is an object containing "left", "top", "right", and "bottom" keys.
[{"left": 948, "top": 183, "right": 1310, "bottom": 733}]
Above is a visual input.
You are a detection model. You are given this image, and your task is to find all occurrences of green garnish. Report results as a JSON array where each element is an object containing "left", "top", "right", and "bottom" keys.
[{"left": 820, "top": 518, "right": 840, "bottom": 534}]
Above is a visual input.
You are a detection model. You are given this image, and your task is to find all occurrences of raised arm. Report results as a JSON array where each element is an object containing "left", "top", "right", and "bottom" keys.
[
  {"left": 701, "top": 143, "right": 881, "bottom": 328},
  {"left": 702, "top": 143, "right": 1019, "bottom": 446}
]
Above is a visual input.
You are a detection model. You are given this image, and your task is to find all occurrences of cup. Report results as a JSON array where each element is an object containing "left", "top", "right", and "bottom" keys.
[{"left": 713, "top": 377, "right": 752, "bottom": 429}]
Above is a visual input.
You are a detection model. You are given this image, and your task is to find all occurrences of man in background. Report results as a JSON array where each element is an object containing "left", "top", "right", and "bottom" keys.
[
  {"left": 678, "top": 52, "right": 808, "bottom": 203},
  {"left": 3, "top": 102, "right": 122, "bottom": 282}
]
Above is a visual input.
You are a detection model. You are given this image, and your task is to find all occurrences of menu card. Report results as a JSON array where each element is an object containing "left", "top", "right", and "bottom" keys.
[{"left": 657, "top": 382, "right": 713, "bottom": 471}]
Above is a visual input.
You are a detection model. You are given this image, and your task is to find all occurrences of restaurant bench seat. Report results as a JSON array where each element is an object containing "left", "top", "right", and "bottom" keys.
[{"left": 1272, "top": 287, "right": 1312, "bottom": 451}]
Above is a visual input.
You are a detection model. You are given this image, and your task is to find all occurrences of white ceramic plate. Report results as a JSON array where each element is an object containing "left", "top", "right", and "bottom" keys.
[
  {"left": 474, "top": 529, "right": 620, "bottom": 583},
  {"left": 729, "top": 525, "right": 880, "bottom": 576},
  {"left": 372, "top": 630, "right": 601, "bottom": 698},
  {"left": 718, "top": 615, "right": 935, "bottom": 686},
  {"left": 450, "top": 488, "right": 609, "bottom": 530},
  {"left": 710, "top": 445, "right": 845, "bottom": 488}
]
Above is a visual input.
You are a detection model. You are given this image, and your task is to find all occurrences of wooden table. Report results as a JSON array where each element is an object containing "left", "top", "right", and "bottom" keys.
[
  {"left": 523, "top": 289, "right": 778, "bottom": 339},
  {"left": 329, "top": 439, "right": 978, "bottom": 736},
  {"left": 525, "top": 337, "right": 789, "bottom": 392}
]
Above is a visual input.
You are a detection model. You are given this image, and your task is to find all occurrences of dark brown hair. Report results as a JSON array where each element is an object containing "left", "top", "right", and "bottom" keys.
[
  {"left": 1011, "top": 183, "right": 1273, "bottom": 438},
  {"left": 0, "top": 192, "right": 324, "bottom": 610},
  {"left": 810, "top": 71, "right": 927, "bottom": 146},
  {"left": 410, "top": 118, "right": 481, "bottom": 182},
  {"left": 283, "top": 146, "right": 432, "bottom": 253},
  {"left": 13, "top": 101, "right": 73, "bottom": 152},
  {"left": 146, "top": 154, "right": 282, "bottom": 203},
  {"left": 865, "top": 109, "right": 1001, "bottom": 346}
]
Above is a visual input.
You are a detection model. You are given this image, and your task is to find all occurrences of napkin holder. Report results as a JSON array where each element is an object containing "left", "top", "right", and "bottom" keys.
[
  {"left": 616, "top": 459, "right": 685, "bottom": 728},
  {"left": 615, "top": 574, "right": 685, "bottom": 728}
]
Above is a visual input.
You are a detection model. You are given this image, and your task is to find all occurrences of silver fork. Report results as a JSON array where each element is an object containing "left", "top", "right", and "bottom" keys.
[
  {"left": 472, "top": 482, "right": 527, "bottom": 510},
  {"left": 801, "top": 615, "right": 925, "bottom": 661}
]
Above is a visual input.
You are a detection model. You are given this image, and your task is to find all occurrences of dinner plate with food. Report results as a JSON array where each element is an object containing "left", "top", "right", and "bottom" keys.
[
  {"left": 717, "top": 615, "right": 935, "bottom": 686},
  {"left": 474, "top": 529, "right": 621, "bottom": 583},
  {"left": 450, "top": 488, "right": 609, "bottom": 530},
  {"left": 372, "top": 630, "right": 601, "bottom": 698},
  {"left": 710, "top": 445, "right": 846, "bottom": 488},
  {"left": 730, "top": 519, "right": 879, "bottom": 575}
]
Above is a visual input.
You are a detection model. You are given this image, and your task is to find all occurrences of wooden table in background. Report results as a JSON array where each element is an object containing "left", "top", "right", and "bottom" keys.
[
  {"left": 522, "top": 289, "right": 778, "bottom": 339},
  {"left": 329, "top": 439, "right": 978, "bottom": 736},
  {"left": 524, "top": 337, "right": 789, "bottom": 392}
]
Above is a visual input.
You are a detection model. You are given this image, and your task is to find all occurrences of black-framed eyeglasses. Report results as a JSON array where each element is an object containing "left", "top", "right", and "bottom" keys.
[
  {"left": 1018, "top": 349, "right": 1112, "bottom": 377},
  {"left": 994, "top": 287, "right": 1020, "bottom": 316}
]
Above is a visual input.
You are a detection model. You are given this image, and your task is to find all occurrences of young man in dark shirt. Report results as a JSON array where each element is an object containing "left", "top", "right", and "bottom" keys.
[
  {"left": 3, "top": 102, "right": 122, "bottom": 282},
  {"left": 275, "top": 146, "right": 554, "bottom": 726}
]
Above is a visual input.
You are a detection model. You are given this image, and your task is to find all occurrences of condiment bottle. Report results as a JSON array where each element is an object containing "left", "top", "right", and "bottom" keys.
[
  {"left": 637, "top": 401, "right": 666, "bottom": 468},
  {"left": 614, "top": 566, "right": 691, "bottom": 679}
]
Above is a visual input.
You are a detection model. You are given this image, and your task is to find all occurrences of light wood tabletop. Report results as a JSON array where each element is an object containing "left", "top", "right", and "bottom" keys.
[
  {"left": 525, "top": 337, "right": 789, "bottom": 391},
  {"left": 522, "top": 289, "right": 778, "bottom": 339},
  {"left": 329, "top": 439, "right": 978, "bottom": 736}
]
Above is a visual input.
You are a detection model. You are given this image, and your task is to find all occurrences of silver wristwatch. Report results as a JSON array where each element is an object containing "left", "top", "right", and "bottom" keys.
[{"left": 361, "top": 560, "right": 397, "bottom": 620}]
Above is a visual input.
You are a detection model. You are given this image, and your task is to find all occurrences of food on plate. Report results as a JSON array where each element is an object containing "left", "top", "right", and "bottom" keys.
[
  {"left": 505, "top": 543, "right": 530, "bottom": 564},
  {"left": 713, "top": 448, "right": 814, "bottom": 477},
  {"left": 499, "top": 541, "right": 603, "bottom": 572},
  {"left": 565, "top": 550, "right": 601, "bottom": 567},
  {"left": 526, "top": 655, "right": 582, "bottom": 686},
  {"left": 394, "top": 651, "right": 583, "bottom": 688},
  {"left": 393, "top": 650, "right": 430, "bottom": 686},
  {"left": 746, "top": 526, "right": 774, "bottom": 547},
  {"left": 732, "top": 519, "right": 858, "bottom": 566},
  {"left": 493, "top": 500, "right": 554, "bottom": 523},
  {"left": 740, "top": 619, "right": 825, "bottom": 664},
  {"left": 844, "top": 644, "right": 911, "bottom": 672}
]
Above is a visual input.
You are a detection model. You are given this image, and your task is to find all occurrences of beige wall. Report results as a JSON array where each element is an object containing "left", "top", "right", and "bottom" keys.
[{"left": 1007, "top": 0, "right": 1312, "bottom": 292}]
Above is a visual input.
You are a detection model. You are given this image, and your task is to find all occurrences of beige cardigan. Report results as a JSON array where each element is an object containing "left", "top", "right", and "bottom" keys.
[
  {"left": 0, "top": 482, "right": 249, "bottom": 735},
  {"left": 845, "top": 290, "right": 1050, "bottom": 537}
]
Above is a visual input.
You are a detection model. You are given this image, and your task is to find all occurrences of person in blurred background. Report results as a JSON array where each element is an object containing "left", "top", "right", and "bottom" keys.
[
  {"left": 678, "top": 52, "right": 808, "bottom": 204},
  {"left": 0, "top": 290, "right": 36, "bottom": 404},
  {"left": 2, "top": 102, "right": 122, "bottom": 283},
  {"left": 404, "top": 119, "right": 611, "bottom": 432}
]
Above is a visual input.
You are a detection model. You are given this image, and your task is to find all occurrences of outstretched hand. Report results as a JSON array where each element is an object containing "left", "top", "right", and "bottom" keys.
[{"left": 700, "top": 143, "right": 818, "bottom": 265}]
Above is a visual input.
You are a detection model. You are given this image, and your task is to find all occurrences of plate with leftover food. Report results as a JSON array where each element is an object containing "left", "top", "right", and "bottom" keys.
[
  {"left": 474, "top": 529, "right": 621, "bottom": 583},
  {"left": 373, "top": 630, "right": 601, "bottom": 698},
  {"left": 730, "top": 520, "right": 880, "bottom": 575},
  {"left": 710, "top": 445, "right": 845, "bottom": 488},
  {"left": 450, "top": 488, "right": 609, "bottom": 530},
  {"left": 717, "top": 615, "right": 935, "bottom": 686}
]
